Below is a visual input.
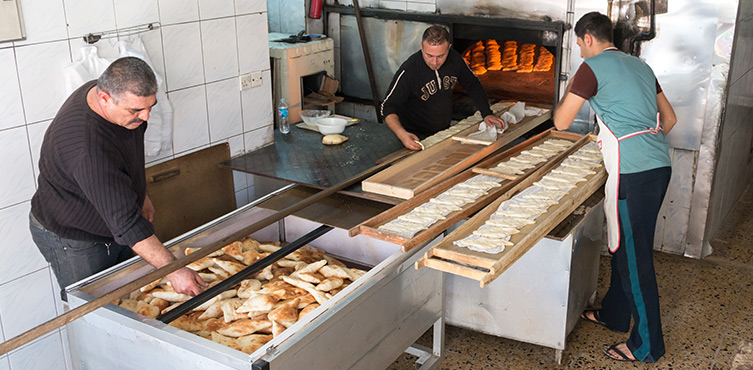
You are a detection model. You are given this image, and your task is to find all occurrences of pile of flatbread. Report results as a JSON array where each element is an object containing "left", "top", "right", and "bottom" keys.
[
  {"left": 487, "top": 138, "right": 573, "bottom": 178},
  {"left": 419, "top": 101, "right": 511, "bottom": 149},
  {"left": 378, "top": 174, "right": 503, "bottom": 238},
  {"left": 454, "top": 141, "right": 603, "bottom": 254},
  {"left": 115, "top": 238, "right": 365, "bottom": 355}
]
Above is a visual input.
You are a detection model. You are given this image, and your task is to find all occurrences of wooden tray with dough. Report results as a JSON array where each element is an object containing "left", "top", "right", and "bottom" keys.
[
  {"left": 361, "top": 109, "right": 551, "bottom": 199},
  {"left": 351, "top": 129, "right": 581, "bottom": 252},
  {"left": 415, "top": 134, "right": 606, "bottom": 287}
]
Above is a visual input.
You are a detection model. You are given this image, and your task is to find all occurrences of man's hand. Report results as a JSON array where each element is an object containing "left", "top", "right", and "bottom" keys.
[
  {"left": 142, "top": 195, "right": 155, "bottom": 222},
  {"left": 132, "top": 234, "right": 208, "bottom": 296},
  {"left": 483, "top": 115, "right": 506, "bottom": 130},
  {"left": 398, "top": 131, "right": 422, "bottom": 151},
  {"left": 167, "top": 267, "right": 208, "bottom": 296}
]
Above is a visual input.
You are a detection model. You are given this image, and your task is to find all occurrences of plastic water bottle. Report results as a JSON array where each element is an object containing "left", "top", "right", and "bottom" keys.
[{"left": 278, "top": 99, "right": 290, "bottom": 134}]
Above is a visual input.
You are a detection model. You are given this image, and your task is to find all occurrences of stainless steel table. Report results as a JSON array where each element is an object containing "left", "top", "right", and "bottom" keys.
[{"left": 220, "top": 121, "right": 407, "bottom": 204}]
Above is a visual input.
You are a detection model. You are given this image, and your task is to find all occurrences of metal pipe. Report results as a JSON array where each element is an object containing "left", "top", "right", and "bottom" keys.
[
  {"left": 352, "top": 0, "right": 383, "bottom": 123},
  {"left": 157, "top": 225, "right": 334, "bottom": 323},
  {"left": 629, "top": 0, "right": 656, "bottom": 55},
  {"left": 0, "top": 155, "right": 400, "bottom": 355}
]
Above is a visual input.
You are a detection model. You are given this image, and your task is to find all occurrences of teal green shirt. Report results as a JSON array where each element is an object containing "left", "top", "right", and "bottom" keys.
[{"left": 577, "top": 50, "right": 671, "bottom": 174}]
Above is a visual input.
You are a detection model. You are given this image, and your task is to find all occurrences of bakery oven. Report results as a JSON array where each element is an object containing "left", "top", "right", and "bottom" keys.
[
  {"left": 450, "top": 20, "right": 563, "bottom": 117},
  {"left": 326, "top": 7, "right": 565, "bottom": 119}
]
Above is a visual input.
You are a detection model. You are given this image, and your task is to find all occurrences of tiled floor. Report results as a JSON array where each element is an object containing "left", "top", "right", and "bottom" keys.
[{"left": 390, "top": 184, "right": 753, "bottom": 369}]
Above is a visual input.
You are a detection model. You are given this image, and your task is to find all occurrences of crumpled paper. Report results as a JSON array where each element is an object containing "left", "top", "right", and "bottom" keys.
[{"left": 467, "top": 102, "right": 544, "bottom": 142}]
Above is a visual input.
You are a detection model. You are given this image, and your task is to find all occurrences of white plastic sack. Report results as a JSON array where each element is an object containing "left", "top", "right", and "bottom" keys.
[
  {"left": 63, "top": 46, "right": 112, "bottom": 96},
  {"left": 118, "top": 37, "right": 173, "bottom": 156}
]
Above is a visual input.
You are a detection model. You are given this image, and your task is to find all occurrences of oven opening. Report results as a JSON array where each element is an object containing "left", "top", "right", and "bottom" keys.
[
  {"left": 452, "top": 38, "right": 556, "bottom": 117},
  {"left": 301, "top": 71, "right": 328, "bottom": 110}
]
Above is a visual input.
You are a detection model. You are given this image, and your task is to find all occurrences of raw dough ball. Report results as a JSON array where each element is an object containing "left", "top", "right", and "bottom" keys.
[{"left": 322, "top": 134, "right": 348, "bottom": 145}]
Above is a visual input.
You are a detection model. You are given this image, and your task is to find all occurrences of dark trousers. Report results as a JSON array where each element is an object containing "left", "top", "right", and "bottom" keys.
[
  {"left": 599, "top": 166, "right": 671, "bottom": 363},
  {"left": 29, "top": 212, "right": 134, "bottom": 300}
]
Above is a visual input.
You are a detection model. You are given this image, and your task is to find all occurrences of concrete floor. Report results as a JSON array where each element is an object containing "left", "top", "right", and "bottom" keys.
[{"left": 390, "top": 184, "right": 753, "bottom": 369}]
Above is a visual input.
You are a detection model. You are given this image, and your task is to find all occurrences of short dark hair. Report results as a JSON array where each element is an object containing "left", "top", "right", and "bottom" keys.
[
  {"left": 422, "top": 25, "right": 452, "bottom": 45},
  {"left": 98, "top": 57, "right": 158, "bottom": 101},
  {"left": 574, "top": 12, "right": 614, "bottom": 43}
]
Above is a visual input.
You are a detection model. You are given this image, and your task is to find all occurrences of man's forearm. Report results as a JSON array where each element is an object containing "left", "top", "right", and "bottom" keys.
[
  {"left": 132, "top": 234, "right": 176, "bottom": 269},
  {"left": 385, "top": 113, "right": 405, "bottom": 135}
]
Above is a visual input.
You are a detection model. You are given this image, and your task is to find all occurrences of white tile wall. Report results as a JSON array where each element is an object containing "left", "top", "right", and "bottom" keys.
[
  {"left": 206, "top": 78, "right": 243, "bottom": 141},
  {"left": 64, "top": 0, "right": 117, "bottom": 39},
  {"left": 15, "top": 41, "right": 71, "bottom": 124},
  {"left": 0, "top": 203, "right": 48, "bottom": 286},
  {"left": 0, "top": 0, "right": 273, "bottom": 368},
  {"left": 199, "top": 0, "right": 235, "bottom": 20},
  {"left": 114, "top": 0, "right": 160, "bottom": 29},
  {"left": 13, "top": 0, "right": 68, "bottom": 46},
  {"left": 201, "top": 18, "right": 239, "bottom": 83},
  {"left": 241, "top": 70, "right": 273, "bottom": 132},
  {"left": 0, "top": 127, "right": 36, "bottom": 208},
  {"left": 162, "top": 23, "right": 205, "bottom": 90},
  {"left": 0, "top": 50, "right": 24, "bottom": 130},
  {"left": 237, "top": 14, "right": 270, "bottom": 74},
  {"left": 8, "top": 331, "right": 66, "bottom": 370},
  {"left": 238, "top": 0, "right": 268, "bottom": 14},
  {"left": 27, "top": 120, "right": 52, "bottom": 180},
  {"left": 0, "top": 269, "right": 57, "bottom": 339},
  {"left": 406, "top": 2, "right": 436, "bottom": 12},
  {"left": 170, "top": 85, "right": 210, "bottom": 154},
  {"left": 158, "top": 0, "right": 200, "bottom": 25}
]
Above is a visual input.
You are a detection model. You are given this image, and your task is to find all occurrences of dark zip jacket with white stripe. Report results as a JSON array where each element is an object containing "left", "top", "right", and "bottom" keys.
[{"left": 381, "top": 48, "right": 493, "bottom": 138}]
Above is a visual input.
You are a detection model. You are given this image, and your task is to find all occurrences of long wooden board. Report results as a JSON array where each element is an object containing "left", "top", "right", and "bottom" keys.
[
  {"left": 351, "top": 129, "right": 583, "bottom": 252},
  {"left": 415, "top": 135, "right": 606, "bottom": 287},
  {"left": 361, "top": 109, "right": 551, "bottom": 199}
]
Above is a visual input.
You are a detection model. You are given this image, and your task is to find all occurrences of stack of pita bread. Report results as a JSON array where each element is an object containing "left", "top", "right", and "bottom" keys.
[
  {"left": 115, "top": 238, "right": 366, "bottom": 355},
  {"left": 516, "top": 44, "right": 536, "bottom": 73},
  {"left": 485, "top": 40, "right": 502, "bottom": 71},
  {"left": 501, "top": 41, "right": 518, "bottom": 71},
  {"left": 533, "top": 46, "right": 554, "bottom": 72}
]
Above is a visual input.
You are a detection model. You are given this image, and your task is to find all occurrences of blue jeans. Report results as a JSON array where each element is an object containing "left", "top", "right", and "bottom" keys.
[{"left": 29, "top": 212, "right": 134, "bottom": 300}]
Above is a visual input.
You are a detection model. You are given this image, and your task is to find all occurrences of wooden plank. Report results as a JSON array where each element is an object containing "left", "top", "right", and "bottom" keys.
[
  {"left": 420, "top": 258, "right": 489, "bottom": 281},
  {"left": 418, "top": 135, "right": 606, "bottom": 287},
  {"left": 362, "top": 109, "right": 551, "bottom": 199},
  {"left": 352, "top": 128, "right": 581, "bottom": 253}
]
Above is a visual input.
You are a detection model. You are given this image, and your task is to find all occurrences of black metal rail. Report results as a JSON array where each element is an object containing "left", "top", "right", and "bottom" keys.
[{"left": 157, "top": 225, "right": 334, "bottom": 323}]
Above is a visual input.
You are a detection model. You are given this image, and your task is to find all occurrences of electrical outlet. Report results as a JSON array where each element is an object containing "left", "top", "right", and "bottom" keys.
[
  {"left": 239, "top": 73, "right": 253, "bottom": 91},
  {"left": 251, "top": 71, "right": 262, "bottom": 87}
]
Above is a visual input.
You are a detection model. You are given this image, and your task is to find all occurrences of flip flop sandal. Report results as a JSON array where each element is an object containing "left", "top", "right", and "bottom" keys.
[
  {"left": 580, "top": 310, "right": 607, "bottom": 328},
  {"left": 602, "top": 343, "right": 638, "bottom": 362}
]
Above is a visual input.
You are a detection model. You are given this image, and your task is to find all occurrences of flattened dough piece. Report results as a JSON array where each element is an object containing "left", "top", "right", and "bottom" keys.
[{"left": 322, "top": 134, "right": 348, "bottom": 145}]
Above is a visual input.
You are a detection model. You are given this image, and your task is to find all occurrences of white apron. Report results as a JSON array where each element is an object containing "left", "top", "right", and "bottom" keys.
[{"left": 596, "top": 113, "right": 663, "bottom": 252}]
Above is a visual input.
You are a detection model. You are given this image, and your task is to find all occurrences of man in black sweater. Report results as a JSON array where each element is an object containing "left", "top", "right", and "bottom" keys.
[
  {"left": 381, "top": 25, "right": 505, "bottom": 150},
  {"left": 30, "top": 57, "right": 206, "bottom": 299}
]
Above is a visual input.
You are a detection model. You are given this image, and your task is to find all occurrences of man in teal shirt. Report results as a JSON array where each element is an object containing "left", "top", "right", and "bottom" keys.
[{"left": 554, "top": 12, "right": 677, "bottom": 363}]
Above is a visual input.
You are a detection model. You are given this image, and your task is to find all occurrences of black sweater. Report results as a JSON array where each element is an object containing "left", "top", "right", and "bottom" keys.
[
  {"left": 31, "top": 81, "right": 154, "bottom": 247},
  {"left": 380, "top": 48, "right": 493, "bottom": 137}
]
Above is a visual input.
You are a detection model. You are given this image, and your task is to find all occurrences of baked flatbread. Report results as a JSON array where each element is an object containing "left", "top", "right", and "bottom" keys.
[{"left": 495, "top": 206, "right": 546, "bottom": 219}]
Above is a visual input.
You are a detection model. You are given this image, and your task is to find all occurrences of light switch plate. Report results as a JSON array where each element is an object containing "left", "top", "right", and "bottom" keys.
[{"left": 0, "top": 0, "right": 25, "bottom": 43}]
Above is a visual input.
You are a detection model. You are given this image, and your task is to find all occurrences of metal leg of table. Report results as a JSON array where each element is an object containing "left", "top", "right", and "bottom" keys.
[
  {"left": 555, "top": 349, "right": 563, "bottom": 365},
  {"left": 404, "top": 316, "right": 444, "bottom": 370}
]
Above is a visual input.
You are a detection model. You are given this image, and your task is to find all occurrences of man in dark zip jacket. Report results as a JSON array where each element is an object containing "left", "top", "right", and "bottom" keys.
[{"left": 381, "top": 25, "right": 504, "bottom": 150}]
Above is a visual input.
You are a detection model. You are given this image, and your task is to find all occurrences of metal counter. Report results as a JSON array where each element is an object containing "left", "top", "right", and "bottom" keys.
[
  {"left": 65, "top": 206, "right": 445, "bottom": 370},
  {"left": 220, "top": 121, "right": 405, "bottom": 203}
]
